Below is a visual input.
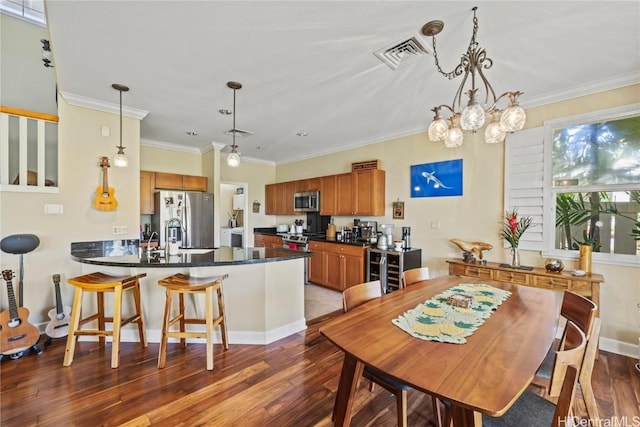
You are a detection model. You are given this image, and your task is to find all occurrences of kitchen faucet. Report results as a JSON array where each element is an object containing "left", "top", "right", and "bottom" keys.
[{"left": 146, "top": 231, "right": 157, "bottom": 249}]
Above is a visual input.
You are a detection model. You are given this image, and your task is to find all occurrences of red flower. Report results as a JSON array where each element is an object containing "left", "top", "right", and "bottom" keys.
[{"left": 501, "top": 209, "right": 533, "bottom": 248}]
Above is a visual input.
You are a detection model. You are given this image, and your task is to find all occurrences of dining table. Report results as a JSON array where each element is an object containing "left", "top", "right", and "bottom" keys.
[{"left": 319, "top": 275, "right": 563, "bottom": 426}]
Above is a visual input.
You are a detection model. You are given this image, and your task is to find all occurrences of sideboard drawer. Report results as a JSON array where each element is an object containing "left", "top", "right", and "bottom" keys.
[
  {"left": 494, "top": 269, "right": 529, "bottom": 285},
  {"left": 463, "top": 266, "right": 492, "bottom": 279},
  {"left": 569, "top": 280, "right": 593, "bottom": 293},
  {"left": 533, "top": 275, "right": 570, "bottom": 290}
]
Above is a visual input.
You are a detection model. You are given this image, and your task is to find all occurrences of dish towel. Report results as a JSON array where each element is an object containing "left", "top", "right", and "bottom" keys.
[{"left": 392, "top": 283, "right": 511, "bottom": 344}]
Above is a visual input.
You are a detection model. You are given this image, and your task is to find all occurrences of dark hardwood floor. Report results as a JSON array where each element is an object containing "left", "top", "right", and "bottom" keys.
[{"left": 1, "top": 312, "right": 638, "bottom": 426}]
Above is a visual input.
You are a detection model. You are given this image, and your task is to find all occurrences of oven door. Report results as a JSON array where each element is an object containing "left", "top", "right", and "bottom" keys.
[{"left": 283, "top": 241, "right": 307, "bottom": 251}]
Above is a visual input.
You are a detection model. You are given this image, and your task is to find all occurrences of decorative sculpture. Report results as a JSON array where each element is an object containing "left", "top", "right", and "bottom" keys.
[{"left": 450, "top": 239, "right": 493, "bottom": 261}]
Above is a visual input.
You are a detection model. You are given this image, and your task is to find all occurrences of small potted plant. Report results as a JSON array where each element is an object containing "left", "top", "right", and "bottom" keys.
[{"left": 500, "top": 208, "right": 533, "bottom": 267}]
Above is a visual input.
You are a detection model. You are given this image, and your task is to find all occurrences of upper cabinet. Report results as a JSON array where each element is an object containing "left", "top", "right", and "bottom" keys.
[
  {"left": 140, "top": 170, "right": 156, "bottom": 214},
  {"left": 155, "top": 172, "right": 207, "bottom": 192},
  {"left": 264, "top": 168, "right": 385, "bottom": 216},
  {"left": 140, "top": 171, "right": 208, "bottom": 214}
]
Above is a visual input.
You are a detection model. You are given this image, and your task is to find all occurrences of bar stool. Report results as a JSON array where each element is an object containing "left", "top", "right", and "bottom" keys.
[
  {"left": 64, "top": 272, "right": 147, "bottom": 368},
  {"left": 157, "top": 273, "right": 229, "bottom": 370}
]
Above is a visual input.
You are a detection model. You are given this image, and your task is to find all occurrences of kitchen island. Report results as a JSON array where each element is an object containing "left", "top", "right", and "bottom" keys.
[{"left": 71, "top": 240, "right": 312, "bottom": 345}]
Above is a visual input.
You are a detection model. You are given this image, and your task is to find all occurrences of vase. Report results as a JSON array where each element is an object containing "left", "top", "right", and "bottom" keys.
[
  {"left": 579, "top": 244, "right": 592, "bottom": 273},
  {"left": 510, "top": 247, "right": 520, "bottom": 267}
]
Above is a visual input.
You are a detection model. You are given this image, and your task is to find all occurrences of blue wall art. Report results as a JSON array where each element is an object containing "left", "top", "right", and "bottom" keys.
[{"left": 410, "top": 159, "right": 463, "bottom": 198}]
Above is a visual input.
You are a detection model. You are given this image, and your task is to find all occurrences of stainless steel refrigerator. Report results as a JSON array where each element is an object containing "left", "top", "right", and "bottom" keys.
[{"left": 151, "top": 191, "right": 214, "bottom": 248}]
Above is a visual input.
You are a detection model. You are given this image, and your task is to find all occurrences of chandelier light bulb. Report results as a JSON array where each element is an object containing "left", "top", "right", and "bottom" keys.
[
  {"left": 460, "top": 90, "right": 486, "bottom": 131},
  {"left": 444, "top": 116, "right": 464, "bottom": 148},
  {"left": 484, "top": 121, "right": 506, "bottom": 144},
  {"left": 428, "top": 116, "right": 449, "bottom": 142},
  {"left": 500, "top": 104, "right": 526, "bottom": 132}
]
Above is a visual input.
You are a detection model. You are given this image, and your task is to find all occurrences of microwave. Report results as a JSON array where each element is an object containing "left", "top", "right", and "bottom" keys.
[{"left": 294, "top": 191, "right": 320, "bottom": 212}]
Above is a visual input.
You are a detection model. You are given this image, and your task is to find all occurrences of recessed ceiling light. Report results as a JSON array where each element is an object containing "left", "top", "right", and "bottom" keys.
[
  {"left": 219, "top": 109, "right": 232, "bottom": 115},
  {"left": 296, "top": 132, "right": 308, "bottom": 137},
  {"left": 256, "top": 146, "right": 267, "bottom": 150},
  {"left": 186, "top": 131, "right": 198, "bottom": 136}
]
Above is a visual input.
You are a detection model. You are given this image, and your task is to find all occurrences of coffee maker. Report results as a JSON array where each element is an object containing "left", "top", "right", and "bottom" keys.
[{"left": 402, "top": 226, "right": 411, "bottom": 249}]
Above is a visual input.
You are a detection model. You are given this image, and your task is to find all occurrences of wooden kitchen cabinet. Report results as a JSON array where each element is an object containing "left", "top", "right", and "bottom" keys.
[
  {"left": 154, "top": 172, "right": 207, "bottom": 191},
  {"left": 309, "top": 241, "right": 365, "bottom": 291},
  {"left": 320, "top": 175, "right": 337, "bottom": 216},
  {"left": 285, "top": 181, "right": 298, "bottom": 214},
  {"left": 140, "top": 170, "right": 156, "bottom": 214},
  {"left": 265, "top": 180, "right": 298, "bottom": 215},
  {"left": 265, "top": 183, "right": 278, "bottom": 215},
  {"left": 334, "top": 169, "right": 386, "bottom": 216},
  {"left": 254, "top": 234, "right": 283, "bottom": 248},
  {"left": 447, "top": 259, "right": 603, "bottom": 315}
]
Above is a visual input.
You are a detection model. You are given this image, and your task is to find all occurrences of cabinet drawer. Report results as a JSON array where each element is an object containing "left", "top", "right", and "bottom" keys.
[
  {"left": 533, "top": 275, "right": 570, "bottom": 290},
  {"left": 569, "top": 280, "right": 593, "bottom": 294},
  {"left": 308, "top": 241, "right": 327, "bottom": 252},
  {"left": 323, "top": 243, "right": 365, "bottom": 257},
  {"left": 462, "top": 266, "right": 492, "bottom": 279},
  {"left": 494, "top": 270, "right": 529, "bottom": 285}
]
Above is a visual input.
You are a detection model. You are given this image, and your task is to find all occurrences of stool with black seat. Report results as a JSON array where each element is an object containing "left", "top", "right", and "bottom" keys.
[
  {"left": 63, "top": 272, "right": 147, "bottom": 368},
  {"left": 157, "top": 273, "right": 229, "bottom": 370}
]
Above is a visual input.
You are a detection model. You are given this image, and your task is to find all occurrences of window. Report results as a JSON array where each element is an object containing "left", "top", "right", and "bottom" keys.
[
  {"left": 543, "top": 104, "right": 640, "bottom": 265},
  {"left": 0, "top": 0, "right": 46, "bottom": 26}
]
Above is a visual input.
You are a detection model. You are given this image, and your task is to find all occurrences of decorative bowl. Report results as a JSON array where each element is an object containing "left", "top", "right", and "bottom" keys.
[{"left": 544, "top": 258, "right": 564, "bottom": 273}]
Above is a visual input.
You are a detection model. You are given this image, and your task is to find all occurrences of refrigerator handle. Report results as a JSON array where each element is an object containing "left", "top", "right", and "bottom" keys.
[{"left": 182, "top": 197, "right": 189, "bottom": 247}]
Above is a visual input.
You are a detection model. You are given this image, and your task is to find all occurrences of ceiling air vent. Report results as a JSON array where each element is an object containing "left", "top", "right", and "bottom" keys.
[
  {"left": 225, "top": 128, "right": 253, "bottom": 137},
  {"left": 374, "top": 36, "right": 429, "bottom": 70}
]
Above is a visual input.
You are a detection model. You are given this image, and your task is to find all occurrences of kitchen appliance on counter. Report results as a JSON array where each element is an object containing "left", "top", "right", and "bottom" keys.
[
  {"left": 306, "top": 212, "right": 331, "bottom": 235},
  {"left": 359, "top": 221, "right": 378, "bottom": 243},
  {"left": 152, "top": 191, "right": 214, "bottom": 248},
  {"left": 402, "top": 226, "right": 411, "bottom": 249},
  {"left": 377, "top": 224, "right": 394, "bottom": 250},
  {"left": 294, "top": 191, "right": 320, "bottom": 212}
]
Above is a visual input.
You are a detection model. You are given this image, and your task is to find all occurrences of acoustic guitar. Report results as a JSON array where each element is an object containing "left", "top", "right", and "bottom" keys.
[
  {"left": 94, "top": 156, "right": 118, "bottom": 211},
  {"left": 45, "top": 274, "right": 71, "bottom": 339},
  {"left": 0, "top": 270, "right": 40, "bottom": 356}
]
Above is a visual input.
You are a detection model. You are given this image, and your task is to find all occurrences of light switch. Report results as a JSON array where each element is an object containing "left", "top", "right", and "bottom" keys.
[
  {"left": 44, "top": 204, "right": 63, "bottom": 215},
  {"left": 101, "top": 126, "right": 110, "bottom": 137}
]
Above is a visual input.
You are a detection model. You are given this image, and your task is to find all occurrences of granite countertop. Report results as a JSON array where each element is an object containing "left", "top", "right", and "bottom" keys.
[
  {"left": 71, "top": 240, "right": 310, "bottom": 268},
  {"left": 253, "top": 228, "right": 373, "bottom": 248}
]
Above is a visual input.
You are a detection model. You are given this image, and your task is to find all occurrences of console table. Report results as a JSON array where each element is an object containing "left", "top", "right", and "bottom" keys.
[{"left": 447, "top": 259, "right": 603, "bottom": 315}]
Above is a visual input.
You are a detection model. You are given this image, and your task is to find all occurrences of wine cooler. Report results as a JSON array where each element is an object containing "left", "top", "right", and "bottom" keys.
[{"left": 366, "top": 248, "right": 422, "bottom": 293}]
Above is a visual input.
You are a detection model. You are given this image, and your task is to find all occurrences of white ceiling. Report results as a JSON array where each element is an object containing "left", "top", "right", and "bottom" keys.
[{"left": 45, "top": 1, "right": 640, "bottom": 165}]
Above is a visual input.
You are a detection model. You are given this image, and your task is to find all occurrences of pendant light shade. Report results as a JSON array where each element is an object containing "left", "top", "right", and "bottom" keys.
[
  {"left": 226, "top": 81, "right": 243, "bottom": 167},
  {"left": 112, "top": 83, "right": 129, "bottom": 167},
  {"left": 484, "top": 111, "right": 506, "bottom": 144},
  {"left": 444, "top": 116, "right": 463, "bottom": 148},
  {"left": 428, "top": 107, "right": 449, "bottom": 142}
]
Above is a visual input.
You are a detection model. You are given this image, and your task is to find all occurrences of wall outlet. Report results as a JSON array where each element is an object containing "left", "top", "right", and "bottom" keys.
[{"left": 112, "top": 225, "right": 128, "bottom": 235}]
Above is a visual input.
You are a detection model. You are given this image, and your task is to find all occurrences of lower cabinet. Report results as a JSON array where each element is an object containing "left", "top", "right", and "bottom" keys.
[
  {"left": 308, "top": 241, "right": 365, "bottom": 291},
  {"left": 254, "top": 234, "right": 283, "bottom": 248}
]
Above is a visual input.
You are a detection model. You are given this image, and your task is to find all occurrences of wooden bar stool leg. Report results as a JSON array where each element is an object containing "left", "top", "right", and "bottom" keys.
[
  {"left": 97, "top": 291, "right": 105, "bottom": 347},
  {"left": 217, "top": 286, "right": 228, "bottom": 350},
  {"left": 205, "top": 286, "right": 214, "bottom": 370},
  {"left": 158, "top": 288, "right": 173, "bottom": 369},
  {"left": 110, "top": 285, "right": 123, "bottom": 368},
  {"left": 132, "top": 279, "right": 148, "bottom": 348},
  {"left": 63, "top": 287, "right": 84, "bottom": 367},
  {"left": 179, "top": 293, "right": 186, "bottom": 348}
]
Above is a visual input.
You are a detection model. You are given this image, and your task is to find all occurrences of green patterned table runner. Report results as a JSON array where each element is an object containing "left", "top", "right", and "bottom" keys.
[{"left": 392, "top": 283, "right": 511, "bottom": 344}]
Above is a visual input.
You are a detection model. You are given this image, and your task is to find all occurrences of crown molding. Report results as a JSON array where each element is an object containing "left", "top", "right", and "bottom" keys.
[
  {"left": 59, "top": 91, "right": 149, "bottom": 120},
  {"left": 523, "top": 71, "right": 640, "bottom": 109},
  {"left": 140, "top": 138, "right": 203, "bottom": 154}
]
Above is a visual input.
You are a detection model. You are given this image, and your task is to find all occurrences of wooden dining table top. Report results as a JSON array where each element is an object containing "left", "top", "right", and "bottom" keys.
[{"left": 320, "top": 275, "right": 563, "bottom": 419}]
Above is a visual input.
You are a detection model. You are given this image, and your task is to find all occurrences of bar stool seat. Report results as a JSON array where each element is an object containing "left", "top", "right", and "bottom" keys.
[
  {"left": 64, "top": 272, "right": 147, "bottom": 368},
  {"left": 157, "top": 273, "right": 229, "bottom": 370}
]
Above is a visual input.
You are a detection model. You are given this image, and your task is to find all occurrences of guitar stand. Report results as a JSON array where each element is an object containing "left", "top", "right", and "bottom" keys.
[{"left": 1, "top": 340, "right": 43, "bottom": 361}]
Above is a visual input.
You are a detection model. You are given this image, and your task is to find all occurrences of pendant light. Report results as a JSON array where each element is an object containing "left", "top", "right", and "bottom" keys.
[
  {"left": 112, "top": 83, "right": 129, "bottom": 167},
  {"left": 226, "top": 81, "right": 242, "bottom": 167}
]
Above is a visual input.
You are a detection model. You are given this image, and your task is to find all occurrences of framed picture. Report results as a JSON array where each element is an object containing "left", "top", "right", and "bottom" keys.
[
  {"left": 393, "top": 201, "right": 404, "bottom": 219},
  {"left": 410, "top": 159, "right": 463, "bottom": 198}
]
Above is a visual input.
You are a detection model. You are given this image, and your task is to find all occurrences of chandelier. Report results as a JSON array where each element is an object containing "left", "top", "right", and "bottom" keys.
[
  {"left": 226, "top": 81, "right": 242, "bottom": 167},
  {"left": 423, "top": 7, "right": 526, "bottom": 147}
]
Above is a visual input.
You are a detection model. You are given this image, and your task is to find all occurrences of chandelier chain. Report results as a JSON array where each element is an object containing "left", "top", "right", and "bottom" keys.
[{"left": 431, "top": 6, "right": 481, "bottom": 81}]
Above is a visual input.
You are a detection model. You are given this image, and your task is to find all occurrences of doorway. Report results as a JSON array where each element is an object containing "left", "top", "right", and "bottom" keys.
[{"left": 220, "top": 181, "right": 247, "bottom": 247}]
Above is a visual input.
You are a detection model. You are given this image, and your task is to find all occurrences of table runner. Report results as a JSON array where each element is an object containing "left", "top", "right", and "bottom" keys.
[{"left": 392, "top": 283, "right": 511, "bottom": 344}]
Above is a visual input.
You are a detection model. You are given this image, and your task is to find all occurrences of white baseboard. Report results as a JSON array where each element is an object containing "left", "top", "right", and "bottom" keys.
[{"left": 599, "top": 337, "right": 639, "bottom": 360}]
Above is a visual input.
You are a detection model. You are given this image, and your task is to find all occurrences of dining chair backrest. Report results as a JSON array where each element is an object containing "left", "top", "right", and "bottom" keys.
[
  {"left": 548, "top": 320, "right": 587, "bottom": 397},
  {"left": 343, "top": 280, "right": 382, "bottom": 312},
  {"left": 401, "top": 267, "right": 430, "bottom": 288},
  {"left": 561, "top": 291, "right": 597, "bottom": 340},
  {"left": 551, "top": 364, "right": 579, "bottom": 427},
  {"left": 578, "top": 316, "right": 601, "bottom": 421}
]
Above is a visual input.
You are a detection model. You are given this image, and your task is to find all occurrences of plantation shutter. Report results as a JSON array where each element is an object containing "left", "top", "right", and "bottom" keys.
[{"left": 504, "top": 127, "right": 545, "bottom": 251}]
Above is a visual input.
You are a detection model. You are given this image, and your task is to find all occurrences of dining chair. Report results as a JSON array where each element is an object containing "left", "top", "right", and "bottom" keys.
[
  {"left": 401, "top": 267, "right": 430, "bottom": 288},
  {"left": 339, "top": 280, "right": 443, "bottom": 427},
  {"left": 532, "top": 291, "right": 599, "bottom": 420},
  {"left": 482, "top": 364, "right": 580, "bottom": 427},
  {"left": 443, "top": 320, "right": 587, "bottom": 427}
]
